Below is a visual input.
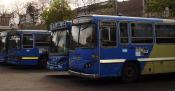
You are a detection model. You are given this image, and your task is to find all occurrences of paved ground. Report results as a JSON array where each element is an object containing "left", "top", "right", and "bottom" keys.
[{"left": 0, "top": 64, "right": 175, "bottom": 91}]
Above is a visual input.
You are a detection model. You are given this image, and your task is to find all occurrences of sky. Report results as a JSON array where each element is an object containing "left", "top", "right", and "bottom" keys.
[
  {"left": 0, "top": 0, "right": 51, "bottom": 12},
  {"left": 0, "top": 0, "right": 125, "bottom": 12}
]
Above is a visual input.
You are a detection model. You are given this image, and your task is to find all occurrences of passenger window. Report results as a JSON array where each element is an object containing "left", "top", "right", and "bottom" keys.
[
  {"left": 131, "top": 23, "right": 153, "bottom": 43},
  {"left": 120, "top": 22, "right": 128, "bottom": 43},
  {"left": 155, "top": 25, "right": 175, "bottom": 43},
  {"left": 100, "top": 21, "right": 117, "bottom": 47}
]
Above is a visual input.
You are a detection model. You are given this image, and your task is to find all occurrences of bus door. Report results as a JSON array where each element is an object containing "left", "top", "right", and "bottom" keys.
[{"left": 99, "top": 20, "right": 119, "bottom": 76}]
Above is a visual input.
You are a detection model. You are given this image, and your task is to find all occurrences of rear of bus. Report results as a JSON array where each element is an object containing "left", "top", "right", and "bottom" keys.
[{"left": 7, "top": 30, "right": 50, "bottom": 66}]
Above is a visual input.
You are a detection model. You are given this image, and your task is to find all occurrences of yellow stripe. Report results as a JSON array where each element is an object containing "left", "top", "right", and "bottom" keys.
[{"left": 21, "top": 57, "right": 39, "bottom": 60}]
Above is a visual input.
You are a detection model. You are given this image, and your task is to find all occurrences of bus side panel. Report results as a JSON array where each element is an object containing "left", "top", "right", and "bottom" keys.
[
  {"left": 141, "top": 44, "right": 175, "bottom": 74},
  {"left": 99, "top": 45, "right": 153, "bottom": 77},
  {"left": 100, "top": 63, "right": 124, "bottom": 77},
  {"left": 99, "top": 48, "right": 126, "bottom": 77}
]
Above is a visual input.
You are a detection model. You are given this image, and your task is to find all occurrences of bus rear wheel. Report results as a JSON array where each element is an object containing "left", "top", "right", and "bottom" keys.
[{"left": 121, "top": 62, "right": 140, "bottom": 83}]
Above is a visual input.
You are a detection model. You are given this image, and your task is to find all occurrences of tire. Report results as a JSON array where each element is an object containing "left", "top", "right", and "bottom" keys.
[{"left": 121, "top": 62, "right": 140, "bottom": 83}]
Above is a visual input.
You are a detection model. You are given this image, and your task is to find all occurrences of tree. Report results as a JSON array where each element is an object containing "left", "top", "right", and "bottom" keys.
[
  {"left": 108, "top": 0, "right": 118, "bottom": 15},
  {"left": 146, "top": 0, "right": 175, "bottom": 18},
  {"left": 26, "top": 2, "right": 40, "bottom": 24},
  {"left": 41, "top": 0, "right": 75, "bottom": 28},
  {"left": 86, "top": 0, "right": 100, "bottom": 14}
]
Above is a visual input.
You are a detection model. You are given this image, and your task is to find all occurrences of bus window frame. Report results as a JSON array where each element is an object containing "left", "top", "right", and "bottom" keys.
[
  {"left": 119, "top": 21, "right": 129, "bottom": 45},
  {"left": 130, "top": 22, "right": 154, "bottom": 45},
  {"left": 22, "top": 34, "right": 34, "bottom": 49},
  {"left": 99, "top": 20, "right": 118, "bottom": 48},
  {"left": 155, "top": 23, "right": 175, "bottom": 44}
]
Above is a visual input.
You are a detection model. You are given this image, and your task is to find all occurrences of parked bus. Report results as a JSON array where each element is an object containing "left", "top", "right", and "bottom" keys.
[
  {"left": 4, "top": 30, "right": 50, "bottom": 66},
  {"left": 69, "top": 15, "right": 175, "bottom": 82},
  {"left": 47, "top": 21, "right": 71, "bottom": 71}
]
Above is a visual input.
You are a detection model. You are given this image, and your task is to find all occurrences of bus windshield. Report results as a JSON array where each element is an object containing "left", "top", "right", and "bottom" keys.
[
  {"left": 50, "top": 30, "right": 68, "bottom": 55},
  {"left": 70, "top": 23, "right": 96, "bottom": 50}
]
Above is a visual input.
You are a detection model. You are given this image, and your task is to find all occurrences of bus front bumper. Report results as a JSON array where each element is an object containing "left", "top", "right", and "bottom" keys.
[{"left": 68, "top": 70, "right": 99, "bottom": 79}]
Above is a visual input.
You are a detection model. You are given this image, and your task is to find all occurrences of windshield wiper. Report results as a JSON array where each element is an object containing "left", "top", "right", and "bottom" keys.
[{"left": 80, "top": 24, "right": 90, "bottom": 31}]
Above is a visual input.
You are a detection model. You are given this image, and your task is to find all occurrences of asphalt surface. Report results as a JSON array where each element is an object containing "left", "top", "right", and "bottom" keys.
[{"left": 0, "top": 64, "right": 175, "bottom": 91}]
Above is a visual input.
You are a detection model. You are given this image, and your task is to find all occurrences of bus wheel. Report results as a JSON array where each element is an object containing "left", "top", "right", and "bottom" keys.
[{"left": 121, "top": 62, "right": 140, "bottom": 83}]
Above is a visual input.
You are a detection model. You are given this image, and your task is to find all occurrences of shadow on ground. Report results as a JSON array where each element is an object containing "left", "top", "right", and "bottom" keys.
[
  {"left": 0, "top": 62, "right": 50, "bottom": 72},
  {"left": 46, "top": 72, "right": 175, "bottom": 86}
]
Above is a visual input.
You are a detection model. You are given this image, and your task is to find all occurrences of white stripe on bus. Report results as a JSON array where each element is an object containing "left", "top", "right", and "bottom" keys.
[
  {"left": 100, "top": 57, "right": 175, "bottom": 63},
  {"left": 138, "top": 57, "right": 175, "bottom": 62},
  {"left": 100, "top": 59, "right": 126, "bottom": 63}
]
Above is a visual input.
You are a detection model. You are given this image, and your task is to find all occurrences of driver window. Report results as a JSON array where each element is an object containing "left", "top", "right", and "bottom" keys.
[{"left": 100, "top": 21, "right": 117, "bottom": 47}]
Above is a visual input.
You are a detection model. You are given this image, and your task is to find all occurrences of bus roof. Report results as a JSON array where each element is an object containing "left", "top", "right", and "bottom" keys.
[{"left": 77, "top": 15, "right": 175, "bottom": 24}]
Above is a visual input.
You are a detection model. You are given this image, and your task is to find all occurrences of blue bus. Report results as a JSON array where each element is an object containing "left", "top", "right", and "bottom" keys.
[
  {"left": 69, "top": 15, "right": 175, "bottom": 82},
  {"left": 47, "top": 21, "right": 71, "bottom": 71},
  {"left": 4, "top": 30, "right": 50, "bottom": 66}
]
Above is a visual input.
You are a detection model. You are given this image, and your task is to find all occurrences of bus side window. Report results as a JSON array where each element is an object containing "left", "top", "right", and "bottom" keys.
[
  {"left": 120, "top": 22, "right": 128, "bottom": 43},
  {"left": 100, "top": 21, "right": 117, "bottom": 47},
  {"left": 155, "top": 25, "right": 175, "bottom": 43},
  {"left": 131, "top": 23, "right": 153, "bottom": 44}
]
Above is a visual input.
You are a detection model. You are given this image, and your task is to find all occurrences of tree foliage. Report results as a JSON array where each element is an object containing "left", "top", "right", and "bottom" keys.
[
  {"left": 41, "top": 0, "right": 75, "bottom": 28},
  {"left": 26, "top": 2, "right": 39, "bottom": 24},
  {"left": 146, "top": 0, "right": 175, "bottom": 17}
]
